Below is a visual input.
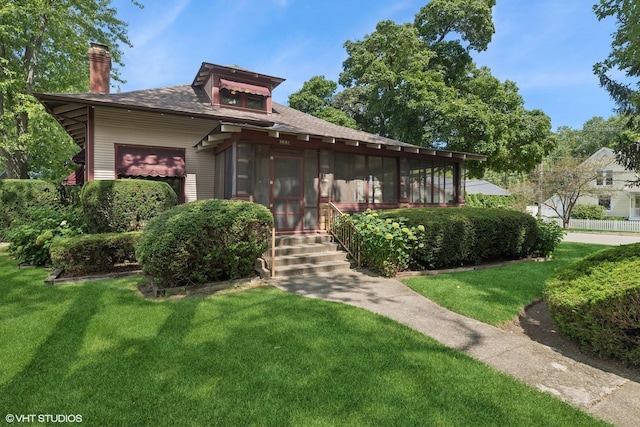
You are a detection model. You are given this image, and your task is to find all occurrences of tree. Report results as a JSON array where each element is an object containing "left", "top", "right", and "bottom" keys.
[
  {"left": 553, "top": 116, "right": 625, "bottom": 159},
  {"left": 535, "top": 155, "right": 614, "bottom": 228},
  {"left": 0, "top": 0, "right": 140, "bottom": 179},
  {"left": 593, "top": 0, "right": 640, "bottom": 172},
  {"left": 288, "top": 76, "right": 357, "bottom": 129},
  {"left": 334, "top": 1, "right": 553, "bottom": 177}
]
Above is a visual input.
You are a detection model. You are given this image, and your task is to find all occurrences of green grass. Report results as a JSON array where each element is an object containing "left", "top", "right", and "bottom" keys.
[
  {"left": 0, "top": 249, "right": 606, "bottom": 426},
  {"left": 402, "top": 242, "right": 607, "bottom": 325}
]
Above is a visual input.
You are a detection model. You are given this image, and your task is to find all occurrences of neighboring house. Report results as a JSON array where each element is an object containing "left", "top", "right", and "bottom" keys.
[
  {"left": 465, "top": 179, "right": 510, "bottom": 196},
  {"left": 36, "top": 43, "right": 486, "bottom": 234},
  {"left": 544, "top": 147, "right": 639, "bottom": 219}
]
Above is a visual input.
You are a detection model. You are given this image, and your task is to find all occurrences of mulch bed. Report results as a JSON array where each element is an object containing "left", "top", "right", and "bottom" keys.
[{"left": 501, "top": 300, "right": 640, "bottom": 383}]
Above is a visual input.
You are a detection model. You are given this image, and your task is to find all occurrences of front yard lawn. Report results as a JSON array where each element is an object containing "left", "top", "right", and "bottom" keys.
[
  {"left": 0, "top": 248, "right": 605, "bottom": 426},
  {"left": 401, "top": 242, "right": 606, "bottom": 325}
]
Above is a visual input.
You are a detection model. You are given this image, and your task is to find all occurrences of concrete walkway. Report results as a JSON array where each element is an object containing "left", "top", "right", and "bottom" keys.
[
  {"left": 564, "top": 231, "right": 640, "bottom": 246},
  {"left": 273, "top": 235, "right": 640, "bottom": 426}
]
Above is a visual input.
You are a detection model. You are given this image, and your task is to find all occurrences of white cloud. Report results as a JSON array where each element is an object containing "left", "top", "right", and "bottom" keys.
[{"left": 129, "top": 0, "right": 191, "bottom": 48}]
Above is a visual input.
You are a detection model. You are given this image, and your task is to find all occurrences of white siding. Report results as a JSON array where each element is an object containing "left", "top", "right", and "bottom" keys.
[{"left": 93, "top": 107, "right": 217, "bottom": 202}]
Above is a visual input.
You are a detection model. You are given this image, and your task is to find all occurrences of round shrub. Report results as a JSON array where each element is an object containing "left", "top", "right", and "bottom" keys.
[
  {"left": 544, "top": 243, "right": 640, "bottom": 366},
  {"left": 136, "top": 199, "right": 273, "bottom": 288},
  {"left": 50, "top": 232, "right": 141, "bottom": 276},
  {"left": 80, "top": 179, "right": 178, "bottom": 233},
  {"left": 0, "top": 179, "right": 60, "bottom": 233},
  {"left": 570, "top": 204, "right": 605, "bottom": 220}
]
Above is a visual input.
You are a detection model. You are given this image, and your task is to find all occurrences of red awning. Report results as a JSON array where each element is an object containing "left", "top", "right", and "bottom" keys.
[
  {"left": 219, "top": 79, "right": 270, "bottom": 97},
  {"left": 116, "top": 145, "right": 186, "bottom": 178}
]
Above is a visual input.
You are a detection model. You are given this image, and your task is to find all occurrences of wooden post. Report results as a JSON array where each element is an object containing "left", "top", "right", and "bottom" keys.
[{"left": 271, "top": 227, "right": 276, "bottom": 279}]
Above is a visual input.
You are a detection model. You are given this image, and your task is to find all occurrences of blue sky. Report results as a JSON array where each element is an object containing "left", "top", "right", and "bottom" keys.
[{"left": 110, "top": 0, "right": 619, "bottom": 131}]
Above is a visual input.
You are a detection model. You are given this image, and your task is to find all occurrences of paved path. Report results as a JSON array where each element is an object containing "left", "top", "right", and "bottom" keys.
[
  {"left": 564, "top": 231, "right": 640, "bottom": 245},
  {"left": 273, "top": 244, "right": 640, "bottom": 426}
]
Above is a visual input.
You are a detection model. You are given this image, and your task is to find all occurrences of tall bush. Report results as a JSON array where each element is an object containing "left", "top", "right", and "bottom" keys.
[
  {"left": 5, "top": 205, "right": 84, "bottom": 266},
  {"left": 350, "top": 210, "right": 418, "bottom": 277},
  {"left": 80, "top": 179, "right": 177, "bottom": 233},
  {"left": 136, "top": 200, "right": 273, "bottom": 288},
  {"left": 0, "top": 179, "right": 60, "bottom": 234},
  {"left": 570, "top": 204, "right": 606, "bottom": 220}
]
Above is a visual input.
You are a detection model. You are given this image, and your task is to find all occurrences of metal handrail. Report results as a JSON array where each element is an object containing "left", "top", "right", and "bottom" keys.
[{"left": 326, "top": 202, "right": 361, "bottom": 267}]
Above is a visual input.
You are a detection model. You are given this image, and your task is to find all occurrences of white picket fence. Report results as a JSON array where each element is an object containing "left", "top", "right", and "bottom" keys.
[{"left": 556, "top": 218, "right": 640, "bottom": 233}]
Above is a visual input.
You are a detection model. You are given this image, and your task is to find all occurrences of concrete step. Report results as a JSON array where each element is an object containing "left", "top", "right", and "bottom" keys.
[
  {"left": 275, "top": 234, "right": 332, "bottom": 246},
  {"left": 273, "top": 259, "right": 352, "bottom": 277},
  {"left": 274, "top": 242, "right": 341, "bottom": 256},
  {"left": 274, "top": 250, "right": 349, "bottom": 267}
]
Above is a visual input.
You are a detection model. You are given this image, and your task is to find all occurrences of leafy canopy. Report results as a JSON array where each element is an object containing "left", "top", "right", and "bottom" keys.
[
  {"left": 0, "top": 0, "right": 141, "bottom": 180},
  {"left": 593, "top": 0, "right": 640, "bottom": 172},
  {"left": 289, "top": 0, "right": 554, "bottom": 177}
]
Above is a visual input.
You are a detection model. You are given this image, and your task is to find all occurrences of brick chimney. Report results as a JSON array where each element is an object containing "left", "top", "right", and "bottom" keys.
[{"left": 88, "top": 42, "right": 111, "bottom": 93}]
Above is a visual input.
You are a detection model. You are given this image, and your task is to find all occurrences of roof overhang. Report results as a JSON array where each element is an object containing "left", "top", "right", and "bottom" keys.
[
  {"left": 194, "top": 121, "right": 488, "bottom": 162},
  {"left": 192, "top": 62, "right": 286, "bottom": 89}
]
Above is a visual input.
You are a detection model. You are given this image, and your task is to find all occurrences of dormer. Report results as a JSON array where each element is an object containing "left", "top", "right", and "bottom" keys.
[{"left": 192, "top": 63, "right": 285, "bottom": 114}]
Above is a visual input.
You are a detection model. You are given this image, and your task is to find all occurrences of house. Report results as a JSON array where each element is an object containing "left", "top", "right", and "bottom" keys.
[
  {"left": 36, "top": 43, "right": 486, "bottom": 234},
  {"left": 465, "top": 179, "right": 510, "bottom": 196},
  {"left": 544, "top": 147, "right": 640, "bottom": 219}
]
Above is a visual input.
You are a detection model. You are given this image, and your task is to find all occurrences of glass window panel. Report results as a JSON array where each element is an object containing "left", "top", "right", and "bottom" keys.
[
  {"left": 382, "top": 157, "right": 397, "bottom": 203},
  {"left": 224, "top": 149, "right": 233, "bottom": 199},
  {"left": 333, "top": 152, "right": 350, "bottom": 202},
  {"left": 215, "top": 151, "right": 225, "bottom": 199},
  {"left": 304, "top": 208, "right": 318, "bottom": 230},
  {"left": 319, "top": 150, "right": 333, "bottom": 198},
  {"left": 304, "top": 150, "right": 318, "bottom": 207},
  {"left": 221, "top": 89, "right": 240, "bottom": 106},
  {"left": 236, "top": 142, "right": 253, "bottom": 197},
  {"left": 353, "top": 155, "right": 366, "bottom": 203},
  {"left": 273, "top": 158, "right": 302, "bottom": 198},
  {"left": 254, "top": 145, "right": 270, "bottom": 207},
  {"left": 246, "top": 95, "right": 265, "bottom": 110},
  {"left": 368, "top": 156, "right": 383, "bottom": 204}
]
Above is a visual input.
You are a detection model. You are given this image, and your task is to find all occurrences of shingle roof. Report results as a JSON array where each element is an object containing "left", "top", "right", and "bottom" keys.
[
  {"left": 465, "top": 179, "right": 511, "bottom": 196},
  {"left": 36, "top": 84, "right": 486, "bottom": 160}
]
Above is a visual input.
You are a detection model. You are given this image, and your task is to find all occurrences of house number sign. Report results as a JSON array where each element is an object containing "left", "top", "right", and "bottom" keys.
[{"left": 279, "top": 139, "right": 290, "bottom": 145}]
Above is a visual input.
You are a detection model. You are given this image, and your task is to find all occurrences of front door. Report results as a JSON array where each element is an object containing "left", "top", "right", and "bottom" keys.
[{"left": 272, "top": 156, "right": 303, "bottom": 231}]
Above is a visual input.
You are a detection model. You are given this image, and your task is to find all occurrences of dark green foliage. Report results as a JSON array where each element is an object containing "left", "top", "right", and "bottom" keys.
[
  {"left": 0, "top": 179, "right": 60, "bottom": 233},
  {"left": 464, "top": 193, "right": 518, "bottom": 209},
  {"left": 5, "top": 205, "right": 84, "bottom": 266},
  {"left": 380, "top": 207, "right": 538, "bottom": 270},
  {"left": 545, "top": 243, "right": 640, "bottom": 366},
  {"left": 570, "top": 204, "right": 606, "bottom": 220},
  {"left": 50, "top": 232, "right": 141, "bottom": 276},
  {"left": 136, "top": 200, "right": 273, "bottom": 288},
  {"left": 531, "top": 220, "right": 565, "bottom": 257},
  {"left": 80, "top": 179, "right": 178, "bottom": 233}
]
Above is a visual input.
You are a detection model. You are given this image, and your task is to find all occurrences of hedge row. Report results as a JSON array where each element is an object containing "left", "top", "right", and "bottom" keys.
[
  {"left": 544, "top": 243, "right": 640, "bottom": 366},
  {"left": 50, "top": 232, "right": 142, "bottom": 276},
  {"left": 381, "top": 207, "right": 539, "bottom": 269}
]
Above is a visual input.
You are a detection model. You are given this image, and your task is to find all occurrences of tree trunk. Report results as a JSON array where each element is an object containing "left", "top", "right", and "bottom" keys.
[{"left": 1, "top": 148, "right": 29, "bottom": 179}]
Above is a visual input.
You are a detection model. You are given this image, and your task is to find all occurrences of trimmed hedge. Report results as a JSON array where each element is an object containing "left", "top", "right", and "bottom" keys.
[
  {"left": 0, "top": 179, "right": 60, "bottom": 233},
  {"left": 464, "top": 193, "right": 518, "bottom": 209},
  {"left": 80, "top": 179, "right": 178, "bottom": 233},
  {"left": 570, "top": 204, "right": 605, "bottom": 220},
  {"left": 381, "top": 207, "right": 538, "bottom": 270},
  {"left": 50, "top": 232, "right": 142, "bottom": 276},
  {"left": 136, "top": 200, "right": 273, "bottom": 288},
  {"left": 544, "top": 243, "right": 640, "bottom": 366}
]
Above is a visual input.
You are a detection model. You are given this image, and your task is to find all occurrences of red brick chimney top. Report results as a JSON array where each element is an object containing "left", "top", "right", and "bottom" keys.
[{"left": 88, "top": 42, "right": 111, "bottom": 94}]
